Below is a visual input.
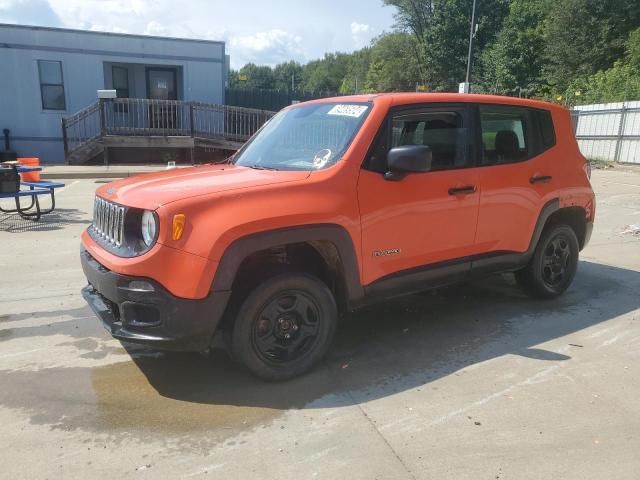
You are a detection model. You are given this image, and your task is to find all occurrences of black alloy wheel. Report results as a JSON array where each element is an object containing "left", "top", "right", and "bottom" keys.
[
  {"left": 541, "top": 233, "right": 573, "bottom": 288},
  {"left": 252, "top": 290, "right": 321, "bottom": 364},
  {"left": 516, "top": 224, "right": 579, "bottom": 299},
  {"left": 231, "top": 273, "right": 337, "bottom": 381}
]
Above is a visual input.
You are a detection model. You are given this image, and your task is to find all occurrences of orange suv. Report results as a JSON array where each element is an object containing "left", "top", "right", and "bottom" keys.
[{"left": 81, "top": 93, "right": 595, "bottom": 380}]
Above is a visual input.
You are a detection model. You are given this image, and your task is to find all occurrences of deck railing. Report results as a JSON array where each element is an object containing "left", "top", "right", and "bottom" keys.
[
  {"left": 62, "top": 102, "right": 102, "bottom": 155},
  {"left": 62, "top": 98, "right": 276, "bottom": 158}
]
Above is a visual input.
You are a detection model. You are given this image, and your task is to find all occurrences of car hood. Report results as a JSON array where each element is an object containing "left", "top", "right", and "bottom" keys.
[{"left": 96, "top": 164, "right": 310, "bottom": 210}]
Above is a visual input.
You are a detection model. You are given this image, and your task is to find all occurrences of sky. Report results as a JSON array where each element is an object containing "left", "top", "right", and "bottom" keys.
[{"left": 0, "top": 0, "right": 397, "bottom": 68}]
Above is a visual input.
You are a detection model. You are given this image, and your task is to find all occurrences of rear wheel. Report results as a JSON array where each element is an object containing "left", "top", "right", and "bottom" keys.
[
  {"left": 231, "top": 273, "right": 337, "bottom": 381},
  {"left": 516, "top": 224, "right": 579, "bottom": 299}
]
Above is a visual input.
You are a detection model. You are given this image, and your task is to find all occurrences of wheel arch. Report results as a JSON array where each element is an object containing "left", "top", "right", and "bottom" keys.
[
  {"left": 211, "top": 224, "right": 365, "bottom": 310},
  {"left": 530, "top": 199, "right": 590, "bottom": 254},
  {"left": 543, "top": 206, "right": 590, "bottom": 250}
]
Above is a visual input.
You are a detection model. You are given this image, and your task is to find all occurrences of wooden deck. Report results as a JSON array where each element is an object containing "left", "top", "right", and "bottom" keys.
[{"left": 62, "top": 98, "right": 274, "bottom": 164}]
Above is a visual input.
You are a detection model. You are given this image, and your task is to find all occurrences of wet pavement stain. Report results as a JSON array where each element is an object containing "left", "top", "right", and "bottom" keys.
[
  {"left": 91, "top": 357, "right": 284, "bottom": 436},
  {"left": 0, "top": 329, "right": 13, "bottom": 340},
  {"left": 2, "top": 316, "right": 105, "bottom": 342},
  {"left": 55, "top": 337, "right": 124, "bottom": 360},
  {"left": 0, "top": 351, "right": 336, "bottom": 444},
  {"left": 1, "top": 307, "right": 93, "bottom": 324}
]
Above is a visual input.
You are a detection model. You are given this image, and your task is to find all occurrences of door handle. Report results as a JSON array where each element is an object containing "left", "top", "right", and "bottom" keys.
[
  {"left": 530, "top": 175, "right": 552, "bottom": 184},
  {"left": 448, "top": 185, "right": 477, "bottom": 195}
]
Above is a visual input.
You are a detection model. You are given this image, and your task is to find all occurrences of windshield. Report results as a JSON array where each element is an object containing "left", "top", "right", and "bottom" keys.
[{"left": 233, "top": 102, "right": 371, "bottom": 171}]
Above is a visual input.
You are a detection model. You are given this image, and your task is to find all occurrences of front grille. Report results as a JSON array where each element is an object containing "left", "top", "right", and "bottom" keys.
[{"left": 92, "top": 197, "right": 125, "bottom": 247}]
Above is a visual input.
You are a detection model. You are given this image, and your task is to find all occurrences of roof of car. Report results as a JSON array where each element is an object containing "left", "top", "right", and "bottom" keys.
[{"left": 301, "top": 92, "right": 565, "bottom": 112}]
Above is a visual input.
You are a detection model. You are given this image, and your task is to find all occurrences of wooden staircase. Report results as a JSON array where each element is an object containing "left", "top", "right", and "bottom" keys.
[{"left": 65, "top": 138, "right": 104, "bottom": 165}]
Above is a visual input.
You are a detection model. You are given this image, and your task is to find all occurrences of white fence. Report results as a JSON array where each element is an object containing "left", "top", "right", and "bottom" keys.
[{"left": 572, "top": 101, "right": 640, "bottom": 164}]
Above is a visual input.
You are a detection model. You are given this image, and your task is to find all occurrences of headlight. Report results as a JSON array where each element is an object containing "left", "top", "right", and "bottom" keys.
[{"left": 141, "top": 210, "right": 158, "bottom": 247}]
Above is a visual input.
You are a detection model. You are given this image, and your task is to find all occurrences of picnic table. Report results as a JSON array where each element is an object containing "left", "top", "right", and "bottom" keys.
[
  {"left": 16, "top": 166, "right": 42, "bottom": 173},
  {"left": 0, "top": 165, "right": 65, "bottom": 221}
]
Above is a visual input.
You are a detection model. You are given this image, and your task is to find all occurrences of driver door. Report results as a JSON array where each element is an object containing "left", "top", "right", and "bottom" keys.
[{"left": 357, "top": 104, "right": 480, "bottom": 287}]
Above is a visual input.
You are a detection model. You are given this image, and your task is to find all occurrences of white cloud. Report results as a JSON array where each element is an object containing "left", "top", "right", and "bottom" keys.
[
  {"left": 143, "top": 20, "right": 172, "bottom": 36},
  {"left": 350, "top": 21, "right": 370, "bottom": 47},
  {"left": 229, "top": 29, "right": 304, "bottom": 66},
  {"left": 350, "top": 21, "right": 369, "bottom": 35},
  {"left": 0, "top": 0, "right": 62, "bottom": 26}
]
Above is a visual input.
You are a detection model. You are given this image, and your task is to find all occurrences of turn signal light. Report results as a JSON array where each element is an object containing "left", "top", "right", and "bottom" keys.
[{"left": 172, "top": 214, "right": 186, "bottom": 240}]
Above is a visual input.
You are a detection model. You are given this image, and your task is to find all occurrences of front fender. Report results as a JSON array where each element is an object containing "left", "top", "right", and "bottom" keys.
[{"left": 211, "top": 224, "right": 365, "bottom": 304}]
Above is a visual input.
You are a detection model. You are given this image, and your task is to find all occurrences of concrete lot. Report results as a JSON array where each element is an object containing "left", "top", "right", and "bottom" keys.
[{"left": 0, "top": 168, "right": 639, "bottom": 479}]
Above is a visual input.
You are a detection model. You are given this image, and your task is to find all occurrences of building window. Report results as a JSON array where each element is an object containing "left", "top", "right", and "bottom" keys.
[
  {"left": 38, "top": 60, "right": 66, "bottom": 110},
  {"left": 112, "top": 66, "right": 130, "bottom": 98}
]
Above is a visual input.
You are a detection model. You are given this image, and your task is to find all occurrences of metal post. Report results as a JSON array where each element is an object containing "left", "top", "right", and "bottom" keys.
[
  {"left": 98, "top": 99, "right": 108, "bottom": 166},
  {"left": 189, "top": 102, "right": 196, "bottom": 166},
  {"left": 61, "top": 118, "right": 69, "bottom": 164},
  {"left": 569, "top": 108, "right": 579, "bottom": 134},
  {"left": 189, "top": 102, "right": 195, "bottom": 138},
  {"left": 465, "top": 0, "right": 478, "bottom": 85},
  {"left": 99, "top": 98, "right": 106, "bottom": 137},
  {"left": 613, "top": 105, "right": 627, "bottom": 163}
]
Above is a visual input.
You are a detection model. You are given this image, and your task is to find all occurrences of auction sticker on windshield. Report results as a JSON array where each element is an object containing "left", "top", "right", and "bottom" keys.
[{"left": 327, "top": 104, "right": 368, "bottom": 118}]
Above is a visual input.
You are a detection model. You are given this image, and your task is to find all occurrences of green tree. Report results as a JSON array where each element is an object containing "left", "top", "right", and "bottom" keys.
[
  {"left": 544, "top": 0, "right": 640, "bottom": 92},
  {"left": 383, "top": 0, "right": 509, "bottom": 90},
  {"left": 479, "top": 0, "right": 550, "bottom": 95},
  {"left": 233, "top": 63, "right": 276, "bottom": 89},
  {"left": 301, "top": 53, "right": 350, "bottom": 92},
  {"left": 272, "top": 61, "right": 304, "bottom": 91},
  {"left": 228, "top": 68, "right": 241, "bottom": 88},
  {"left": 340, "top": 48, "right": 371, "bottom": 94},
  {"left": 568, "top": 28, "right": 640, "bottom": 104},
  {"left": 365, "top": 32, "right": 421, "bottom": 91}
]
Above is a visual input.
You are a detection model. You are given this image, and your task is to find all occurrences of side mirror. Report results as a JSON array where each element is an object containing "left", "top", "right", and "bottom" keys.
[{"left": 384, "top": 145, "right": 432, "bottom": 181}]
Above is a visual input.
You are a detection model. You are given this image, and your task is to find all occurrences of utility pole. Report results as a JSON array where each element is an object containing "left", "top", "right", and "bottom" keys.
[{"left": 465, "top": 0, "right": 478, "bottom": 87}]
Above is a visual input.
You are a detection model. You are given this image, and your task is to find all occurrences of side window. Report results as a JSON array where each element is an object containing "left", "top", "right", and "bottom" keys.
[
  {"left": 479, "top": 105, "right": 555, "bottom": 165},
  {"left": 38, "top": 60, "right": 66, "bottom": 110},
  {"left": 391, "top": 109, "right": 469, "bottom": 171}
]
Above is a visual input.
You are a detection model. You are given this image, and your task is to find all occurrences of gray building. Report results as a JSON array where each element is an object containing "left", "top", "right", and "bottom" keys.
[{"left": 0, "top": 24, "right": 226, "bottom": 164}]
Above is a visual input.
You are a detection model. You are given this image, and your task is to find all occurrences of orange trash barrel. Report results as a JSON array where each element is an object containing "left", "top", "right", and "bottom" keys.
[{"left": 17, "top": 158, "right": 41, "bottom": 182}]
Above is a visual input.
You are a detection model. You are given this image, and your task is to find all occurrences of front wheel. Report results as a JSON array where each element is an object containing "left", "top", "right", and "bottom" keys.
[
  {"left": 516, "top": 224, "right": 579, "bottom": 299},
  {"left": 231, "top": 273, "right": 337, "bottom": 381}
]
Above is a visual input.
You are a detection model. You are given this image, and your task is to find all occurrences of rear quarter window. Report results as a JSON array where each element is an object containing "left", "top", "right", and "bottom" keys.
[{"left": 534, "top": 109, "right": 556, "bottom": 153}]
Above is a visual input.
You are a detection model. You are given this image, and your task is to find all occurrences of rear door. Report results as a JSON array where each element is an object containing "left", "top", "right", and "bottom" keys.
[
  {"left": 474, "top": 104, "right": 557, "bottom": 254},
  {"left": 357, "top": 103, "right": 480, "bottom": 286}
]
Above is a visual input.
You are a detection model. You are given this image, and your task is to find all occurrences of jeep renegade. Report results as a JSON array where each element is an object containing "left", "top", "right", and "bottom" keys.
[{"left": 81, "top": 93, "right": 595, "bottom": 380}]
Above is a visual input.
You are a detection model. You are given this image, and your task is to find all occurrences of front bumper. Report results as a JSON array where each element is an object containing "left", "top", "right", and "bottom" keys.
[{"left": 80, "top": 247, "right": 231, "bottom": 351}]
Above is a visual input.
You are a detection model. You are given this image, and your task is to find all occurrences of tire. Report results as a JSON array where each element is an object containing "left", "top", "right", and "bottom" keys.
[
  {"left": 516, "top": 224, "right": 580, "bottom": 299},
  {"left": 231, "top": 273, "right": 337, "bottom": 381}
]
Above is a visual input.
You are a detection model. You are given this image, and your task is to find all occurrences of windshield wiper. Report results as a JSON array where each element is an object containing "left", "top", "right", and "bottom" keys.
[{"left": 246, "top": 164, "right": 279, "bottom": 171}]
